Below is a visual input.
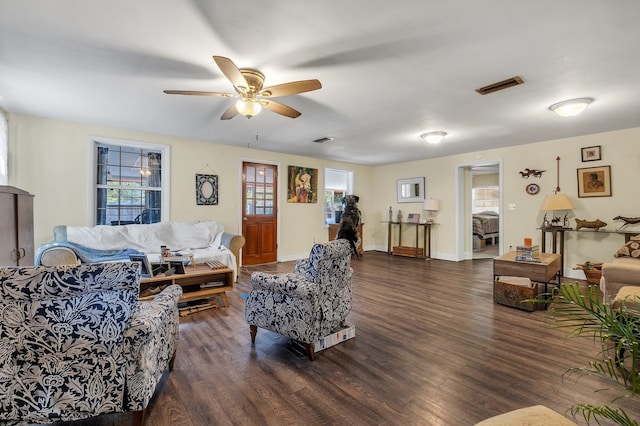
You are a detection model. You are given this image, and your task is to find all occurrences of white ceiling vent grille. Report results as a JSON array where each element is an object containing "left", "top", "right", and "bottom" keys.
[{"left": 475, "top": 76, "right": 525, "bottom": 95}]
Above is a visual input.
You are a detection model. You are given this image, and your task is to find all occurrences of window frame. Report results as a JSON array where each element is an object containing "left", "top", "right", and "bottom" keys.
[{"left": 88, "top": 137, "right": 170, "bottom": 226}]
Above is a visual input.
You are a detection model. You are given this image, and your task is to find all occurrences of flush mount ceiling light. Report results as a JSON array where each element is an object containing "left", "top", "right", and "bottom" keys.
[
  {"left": 549, "top": 98, "right": 593, "bottom": 117},
  {"left": 420, "top": 131, "right": 447, "bottom": 144}
]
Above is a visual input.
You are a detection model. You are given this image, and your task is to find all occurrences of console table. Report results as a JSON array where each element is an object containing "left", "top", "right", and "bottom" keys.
[
  {"left": 539, "top": 227, "right": 640, "bottom": 278},
  {"left": 384, "top": 221, "right": 433, "bottom": 259}
]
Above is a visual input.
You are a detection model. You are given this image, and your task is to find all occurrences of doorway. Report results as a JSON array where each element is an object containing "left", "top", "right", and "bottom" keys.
[
  {"left": 454, "top": 161, "right": 503, "bottom": 260},
  {"left": 241, "top": 161, "right": 278, "bottom": 265},
  {"left": 470, "top": 165, "right": 500, "bottom": 259}
]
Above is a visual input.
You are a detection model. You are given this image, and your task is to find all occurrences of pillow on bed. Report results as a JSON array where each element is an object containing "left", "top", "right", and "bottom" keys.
[
  {"left": 614, "top": 235, "right": 640, "bottom": 258},
  {"left": 477, "top": 211, "right": 499, "bottom": 216}
]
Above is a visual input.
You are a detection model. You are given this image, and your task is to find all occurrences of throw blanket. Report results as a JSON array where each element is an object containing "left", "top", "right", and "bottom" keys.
[
  {"left": 66, "top": 221, "right": 224, "bottom": 252},
  {"left": 35, "top": 242, "right": 143, "bottom": 265}
]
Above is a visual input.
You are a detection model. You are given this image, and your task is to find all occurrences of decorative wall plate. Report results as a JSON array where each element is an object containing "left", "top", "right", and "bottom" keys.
[{"left": 525, "top": 183, "right": 540, "bottom": 195}]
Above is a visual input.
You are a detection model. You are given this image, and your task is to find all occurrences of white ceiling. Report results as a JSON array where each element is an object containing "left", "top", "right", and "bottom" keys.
[{"left": 1, "top": 1, "right": 639, "bottom": 166}]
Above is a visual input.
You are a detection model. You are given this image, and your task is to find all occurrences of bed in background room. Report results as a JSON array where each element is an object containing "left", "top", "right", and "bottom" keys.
[{"left": 473, "top": 211, "right": 500, "bottom": 245}]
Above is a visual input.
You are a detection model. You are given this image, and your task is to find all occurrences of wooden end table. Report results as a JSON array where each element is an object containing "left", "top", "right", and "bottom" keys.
[
  {"left": 493, "top": 251, "right": 561, "bottom": 294},
  {"left": 140, "top": 265, "right": 234, "bottom": 308}
]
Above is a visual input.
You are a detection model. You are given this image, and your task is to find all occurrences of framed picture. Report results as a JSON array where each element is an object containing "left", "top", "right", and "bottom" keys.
[
  {"left": 407, "top": 213, "right": 420, "bottom": 223},
  {"left": 577, "top": 165, "right": 611, "bottom": 198},
  {"left": 196, "top": 174, "right": 218, "bottom": 205},
  {"left": 129, "top": 254, "right": 153, "bottom": 277},
  {"left": 287, "top": 165, "right": 318, "bottom": 203},
  {"left": 581, "top": 145, "right": 601, "bottom": 162},
  {"left": 397, "top": 177, "right": 425, "bottom": 203}
]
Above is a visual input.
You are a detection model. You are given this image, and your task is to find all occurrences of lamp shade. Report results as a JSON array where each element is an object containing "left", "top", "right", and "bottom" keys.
[
  {"left": 423, "top": 199, "right": 440, "bottom": 211},
  {"left": 540, "top": 193, "right": 574, "bottom": 211}
]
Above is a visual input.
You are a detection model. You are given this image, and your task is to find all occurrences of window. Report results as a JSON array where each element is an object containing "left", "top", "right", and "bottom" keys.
[
  {"left": 244, "top": 164, "right": 275, "bottom": 215},
  {"left": 324, "top": 168, "right": 353, "bottom": 225},
  {"left": 93, "top": 139, "right": 169, "bottom": 226},
  {"left": 0, "top": 111, "right": 7, "bottom": 185},
  {"left": 472, "top": 186, "right": 499, "bottom": 214}
]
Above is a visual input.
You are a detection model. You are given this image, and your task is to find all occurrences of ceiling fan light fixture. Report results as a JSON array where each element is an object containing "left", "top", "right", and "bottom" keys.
[
  {"left": 549, "top": 98, "right": 593, "bottom": 117},
  {"left": 235, "top": 98, "right": 262, "bottom": 117},
  {"left": 421, "top": 131, "right": 447, "bottom": 144}
]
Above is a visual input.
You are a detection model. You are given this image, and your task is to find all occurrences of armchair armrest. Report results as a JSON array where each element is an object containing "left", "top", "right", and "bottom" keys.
[
  {"left": 124, "top": 284, "right": 182, "bottom": 410},
  {"left": 126, "top": 285, "right": 182, "bottom": 343},
  {"left": 600, "top": 258, "right": 640, "bottom": 300},
  {"left": 250, "top": 272, "right": 318, "bottom": 301},
  {"left": 294, "top": 258, "right": 313, "bottom": 280}
]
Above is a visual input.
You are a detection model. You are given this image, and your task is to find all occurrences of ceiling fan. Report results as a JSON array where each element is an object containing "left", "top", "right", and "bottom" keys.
[{"left": 164, "top": 56, "right": 322, "bottom": 120}]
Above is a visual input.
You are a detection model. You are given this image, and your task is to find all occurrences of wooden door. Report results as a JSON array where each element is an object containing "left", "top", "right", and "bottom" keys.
[{"left": 242, "top": 162, "right": 277, "bottom": 265}]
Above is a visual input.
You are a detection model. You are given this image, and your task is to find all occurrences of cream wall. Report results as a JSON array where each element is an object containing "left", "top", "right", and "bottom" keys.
[
  {"left": 8, "top": 112, "right": 640, "bottom": 277},
  {"left": 7, "top": 114, "right": 373, "bottom": 261},
  {"left": 370, "top": 127, "right": 640, "bottom": 278}
]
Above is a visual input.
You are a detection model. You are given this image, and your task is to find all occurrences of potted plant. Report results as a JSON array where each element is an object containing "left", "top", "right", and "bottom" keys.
[
  {"left": 574, "top": 261, "right": 603, "bottom": 285},
  {"left": 537, "top": 284, "right": 640, "bottom": 425}
]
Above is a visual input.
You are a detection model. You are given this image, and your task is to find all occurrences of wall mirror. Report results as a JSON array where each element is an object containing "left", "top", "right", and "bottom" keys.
[
  {"left": 196, "top": 174, "right": 218, "bottom": 205},
  {"left": 397, "top": 177, "right": 425, "bottom": 203}
]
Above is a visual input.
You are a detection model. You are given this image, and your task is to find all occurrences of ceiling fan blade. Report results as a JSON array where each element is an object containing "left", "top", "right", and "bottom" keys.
[
  {"left": 260, "top": 79, "right": 322, "bottom": 97},
  {"left": 213, "top": 56, "right": 248, "bottom": 91},
  {"left": 262, "top": 100, "right": 301, "bottom": 118},
  {"left": 163, "top": 90, "right": 235, "bottom": 97},
  {"left": 220, "top": 104, "right": 239, "bottom": 120}
]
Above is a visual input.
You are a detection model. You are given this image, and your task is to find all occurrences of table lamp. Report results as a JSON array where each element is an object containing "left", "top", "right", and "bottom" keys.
[
  {"left": 540, "top": 193, "right": 574, "bottom": 228},
  {"left": 423, "top": 199, "right": 440, "bottom": 224}
]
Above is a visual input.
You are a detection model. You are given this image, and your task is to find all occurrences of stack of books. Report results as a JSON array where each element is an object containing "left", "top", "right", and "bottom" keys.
[{"left": 515, "top": 244, "right": 540, "bottom": 262}]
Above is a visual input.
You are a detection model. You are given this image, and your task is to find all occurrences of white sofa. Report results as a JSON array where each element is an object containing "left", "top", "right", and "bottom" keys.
[{"left": 36, "top": 221, "right": 245, "bottom": 279}]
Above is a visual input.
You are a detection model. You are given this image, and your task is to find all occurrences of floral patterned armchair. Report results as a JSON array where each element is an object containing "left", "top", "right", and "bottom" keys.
[
  {"left": 0, "top": 262, "right": 182, "bottom": 425},
  {"left": 245, "top": 239, "right": 353, "bottom": 360}
]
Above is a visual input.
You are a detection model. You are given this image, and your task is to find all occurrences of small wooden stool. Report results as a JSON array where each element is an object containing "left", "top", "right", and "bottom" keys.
[{"left": 475, "top": 405, "right": 577, "bottom": 425}]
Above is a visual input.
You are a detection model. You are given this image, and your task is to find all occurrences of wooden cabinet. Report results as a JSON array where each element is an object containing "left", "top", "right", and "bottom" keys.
[
  {"left": 0, "top": 186, "right": 35, "bottom": 266},
  {"left": 328, "top": 223, "right": 364, "bottom": 254}
]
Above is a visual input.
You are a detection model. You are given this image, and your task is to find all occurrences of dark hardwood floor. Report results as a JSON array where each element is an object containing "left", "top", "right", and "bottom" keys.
[{"left": 43, "top": 252, "right": 640, "bottom": 426}]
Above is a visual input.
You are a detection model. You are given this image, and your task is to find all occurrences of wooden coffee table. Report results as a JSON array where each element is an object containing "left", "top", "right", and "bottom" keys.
[
  {"left": 140, "top": 264, "right": 234, "bottom": 307},
  {"left": 493, "top": 251, "right": 561, "bottom": 294}
]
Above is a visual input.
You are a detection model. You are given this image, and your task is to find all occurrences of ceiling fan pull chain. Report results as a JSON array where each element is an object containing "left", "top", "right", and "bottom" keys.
[{"left": 255, "top": 117, "right": 259, "bottom": 142}]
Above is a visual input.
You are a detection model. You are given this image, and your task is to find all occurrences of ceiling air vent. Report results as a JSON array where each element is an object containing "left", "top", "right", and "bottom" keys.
[
  {"left": 312, "top": 137, "right": 334, "bottom": 143},
  {"left": 475, "top": 76, "right": 525, "bottom": 95}
]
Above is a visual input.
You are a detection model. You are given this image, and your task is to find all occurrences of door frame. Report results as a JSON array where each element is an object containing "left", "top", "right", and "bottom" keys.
[
  {"left": 238, "top": 158, "right": 281, "bottom": 265},
  {"left": 454, "top": 159, "right": 504, "bottom": 261}
]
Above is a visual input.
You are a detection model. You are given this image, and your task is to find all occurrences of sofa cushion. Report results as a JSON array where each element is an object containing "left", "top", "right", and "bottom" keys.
[{"left": 614, "top": 235, "right": 640, "bottom": 258}]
